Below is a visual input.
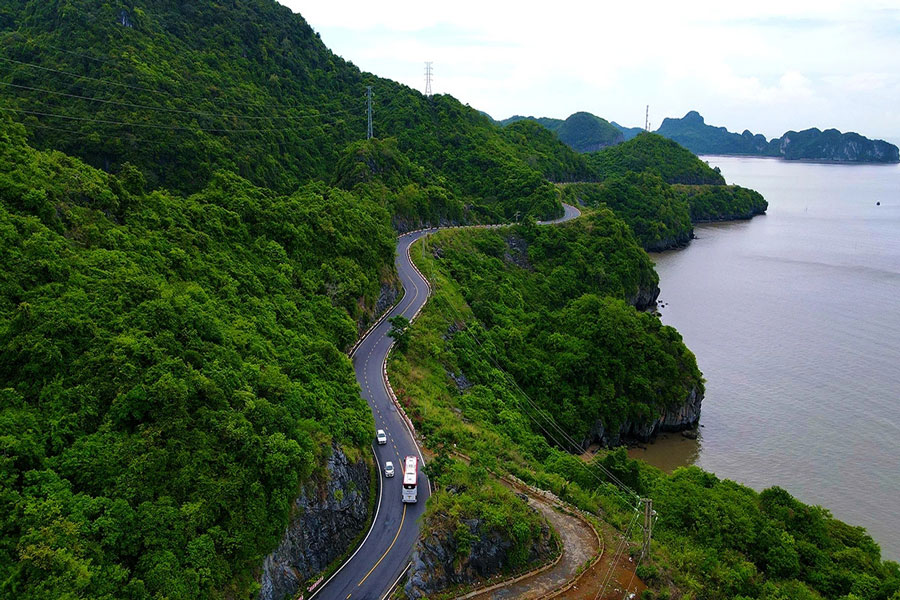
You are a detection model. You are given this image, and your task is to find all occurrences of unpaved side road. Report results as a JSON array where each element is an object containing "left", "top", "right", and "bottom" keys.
[{"left": 470, "top": 492, "right": 598, "bottom": 600}]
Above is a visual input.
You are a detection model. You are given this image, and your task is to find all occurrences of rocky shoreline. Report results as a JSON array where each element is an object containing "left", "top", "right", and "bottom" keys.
[{"left": 585, "top": 385, "right": 703, "bottom": 448}]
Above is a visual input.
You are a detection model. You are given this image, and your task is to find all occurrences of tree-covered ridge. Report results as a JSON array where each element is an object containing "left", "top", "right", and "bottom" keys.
[
  {"left": 500, "top": 119, "right": 594, "bottom": 182},
  {"left": 675, "top": 183, "right": 769, "bottom": 222},
  {"left": 0, "top": 120, "right": 387, "bottom": 599},
  {"left": 0, "top": 0, "right": 562, "bottom": 221},
  {"left": 561, "top": 177, "right": 767, "bottom": 251},
  {"left": 561, "top": 174, "right": 694, "bottom": 251},
  {"left": 657, "top": 111, "right": 900, "bottom": 163},
  {"left": 397, "top": 213, "right": 696, "bottom": 451},
  {"left": 586, "top": 132, "right": 726, "bottom": 185},
  {"left": 497, "top": 111, "right": 624, "bottom": 153},
  {"left": 552, "top": 111, "right": 624, "bottom": 152},
  {"left": 388, "top": 221, "right": 900, "bottom": 600}
]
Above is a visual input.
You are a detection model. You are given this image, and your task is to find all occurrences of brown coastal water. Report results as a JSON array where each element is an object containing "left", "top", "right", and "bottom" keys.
[{"left": 630, "top": 156, "right": 900, "bottom": 559}]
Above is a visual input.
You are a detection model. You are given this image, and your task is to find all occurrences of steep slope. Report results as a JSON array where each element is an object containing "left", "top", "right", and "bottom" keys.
[
  {"left": 500, "top": 119, "right": 594, "bottom": 182},
  {"left": 0, "top": 1, "right": 562, "bottom": 221},
  {"left": 0, "top": 118, "right": 387, "bottom": 599},
  {"left": 656, "top": 111, "right": 773, "bottom": 156}
]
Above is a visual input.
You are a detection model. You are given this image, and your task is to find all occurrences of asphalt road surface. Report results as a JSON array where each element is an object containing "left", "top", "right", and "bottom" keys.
[{"left": 311, "top": 203, "right": 581, "bottom": 600}]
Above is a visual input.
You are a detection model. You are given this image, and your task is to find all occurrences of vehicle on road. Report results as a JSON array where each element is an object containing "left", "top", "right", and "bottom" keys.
[
  {"left": 376, "top": 429, "right": 387, "bottom": 445},
  {"left": 402, "top": 455, "right": 418, "bottom": 503},
  {"left": 384, "top": 461, "right": 394, "bottom": 478}
]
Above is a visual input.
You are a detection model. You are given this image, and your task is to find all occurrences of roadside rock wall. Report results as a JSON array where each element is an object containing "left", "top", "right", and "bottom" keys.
[
  {"left": 405, "top": 512, "right": 553, "bottom": 599},
  {"left": 258, "top": 446, "right": 370, "bottom": 600}
]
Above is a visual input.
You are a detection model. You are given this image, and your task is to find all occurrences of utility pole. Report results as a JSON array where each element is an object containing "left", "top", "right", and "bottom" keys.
[
  {"left": 366, "top": 85, "right": 373, "bottom": 140},
  {"left": 645, "top": 105, "right": 649, "bottom": 131},
  {"left": 424, "top": 61, "right": 433, "bottom": 98},
  {"left": 640, "top": 498, "right": 654, "bottom": 559}
]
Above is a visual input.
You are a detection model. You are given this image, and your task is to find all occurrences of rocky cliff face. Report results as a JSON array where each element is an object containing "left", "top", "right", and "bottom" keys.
[
  {"left": 627, "top": 283, "right": 661, "bottom": 311},
  {"left": 258, "top": 446, "right": 371, "bottom": 600},
  {"left": 586, "top": 385, "right": 703, "bottom": 447},
  {"left": 405, "top": 510, "right": 554, "bottom": 599}
]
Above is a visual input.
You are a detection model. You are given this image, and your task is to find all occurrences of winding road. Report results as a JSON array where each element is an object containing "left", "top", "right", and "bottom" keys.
[{"left": 311, "top": 203, "right": 581, "bottom": 600}]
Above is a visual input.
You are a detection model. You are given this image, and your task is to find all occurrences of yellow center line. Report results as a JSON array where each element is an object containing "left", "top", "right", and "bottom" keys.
[{"left": 358, "top": 504, "right": 407, "bottom": 587}]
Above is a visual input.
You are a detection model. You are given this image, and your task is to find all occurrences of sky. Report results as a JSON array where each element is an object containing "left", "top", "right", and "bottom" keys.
[{"left": 282, "top": 1, "right": 900, "bottom": 144}]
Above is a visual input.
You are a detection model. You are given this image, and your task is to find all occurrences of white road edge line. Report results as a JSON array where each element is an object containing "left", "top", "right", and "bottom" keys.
[
  {"left": 314, "top": 209, "right": 580, "bottom": 597},
  {"left": 380, "top": 562, "right": 412, "bottom": 600},
  {"left": 307, "top": 444, "right": 384, "bottom": 600}
]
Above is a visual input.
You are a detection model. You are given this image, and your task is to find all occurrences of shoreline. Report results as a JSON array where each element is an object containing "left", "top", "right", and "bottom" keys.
[{"left": 698, "top": 153, "right": 900, "bottom": 166}]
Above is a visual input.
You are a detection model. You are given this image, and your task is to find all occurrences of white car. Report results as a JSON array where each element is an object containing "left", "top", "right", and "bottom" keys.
[
  {"left": 376, "top": 429, "right": 387, "bottom": 445},
  {"left": 384, "top": 461, "right": 394, "bottom": 478}
]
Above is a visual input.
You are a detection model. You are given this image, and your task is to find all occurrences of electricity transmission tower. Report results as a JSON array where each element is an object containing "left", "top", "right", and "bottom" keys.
[
  {"left": 424, "top": 61, "right": 433, "bottom": 98},
  {"left": 366, "top": 85, "right": 373, "bottom": 139},
  {"left": 640, "top": 497, "right": 654, "bottom": 559},
  {"left": 645, "top": 105, "right": 650, "bottom": 131}
]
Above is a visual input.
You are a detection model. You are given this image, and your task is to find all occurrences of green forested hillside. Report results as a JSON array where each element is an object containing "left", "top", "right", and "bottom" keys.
[
  {"left": 392, "top": 213, "right": 696, "bottom": 454},
  {"left": 586, "top": 132, "right": 726, "bottom": 185},
  {"left": 500, "top": 119, "right": 594, "bottom": 182},
  {"left": 0, "top": 0, "right": 569, "bottom": 222},
  {"left": 561, "top": 174, "right": 694, "bottom": 251},
  {"left": 0, "top": 120, "right": 385, "bottom": 598},
  {"left": 388, "top": 220, "right": 900, "bottom": 600}
]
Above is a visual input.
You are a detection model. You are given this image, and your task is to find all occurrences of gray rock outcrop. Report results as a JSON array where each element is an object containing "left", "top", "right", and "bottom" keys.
[
  {"left": 405, "top": 513, "right": 553, "bottom": 599},
  {"left": 258, "top": 446, "right": 371, "bottom": 600},
  {"left": 587, "top": 385, "right": 703, "bottom": 447},
  {"left": 627, "top": 283, "right": 661, "bottom": 311}
]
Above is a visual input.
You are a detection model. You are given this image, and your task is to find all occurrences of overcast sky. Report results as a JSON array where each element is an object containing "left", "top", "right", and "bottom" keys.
[{"left": 283, "top": 1, "right": 900, "bottom": 144}]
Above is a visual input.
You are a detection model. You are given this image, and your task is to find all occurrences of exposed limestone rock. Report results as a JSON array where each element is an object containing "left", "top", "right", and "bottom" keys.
[
  {"left": 627, "top": 283, "right": 661, "bottom": 311},
  {"left": 405, "top": 512, "right": 553, "bottom": 599},
  {"left": 258, "top": 446, "right": 370, "bottom": 600},
  {"left": 587, "top": 385, "right": 703, "bottom": 448}
]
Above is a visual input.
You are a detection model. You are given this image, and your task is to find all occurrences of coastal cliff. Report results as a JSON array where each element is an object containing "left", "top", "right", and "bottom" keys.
[
  {"left": 258, "top": 446, "right": 371, "bottom": 600},
  {"left": 587, "top": 385, "right": 703, "bottom": 447}
]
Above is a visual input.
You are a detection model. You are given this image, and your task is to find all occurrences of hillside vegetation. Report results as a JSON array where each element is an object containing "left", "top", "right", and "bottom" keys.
[
  {"left": 387, "top": 220, "right": 900, "bottom": 600},
  {"left": 560, "top": 134, "right": 766, "bottom": 251},
  {"left": 0, "top": 119, "right": 388, "bottom": 598},
  {"left": 586, "top": 132, "right": 726, "bottom": 185},
  {"left": 0, "top": 1, "right": 576, "bottom": 222}
]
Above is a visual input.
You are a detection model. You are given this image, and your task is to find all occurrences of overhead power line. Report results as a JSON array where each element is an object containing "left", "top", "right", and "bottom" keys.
[
  {"left": 424, "top": 250, "right": 641, "bottom": 506},
  {"left": 0, "top": 55, "right": 343, "bottom": 113},
  {"left": 0, "top": 105, "right": 354, "bottom": 134},
  {"left": 0, "top": 80, "right": 355, "bottom": 122}
]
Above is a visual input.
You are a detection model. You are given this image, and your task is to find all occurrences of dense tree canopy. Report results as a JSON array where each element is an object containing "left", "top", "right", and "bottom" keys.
[
  {"left": 586, "top": 132, "right": 726, "bottom": 185},
  {"left": 0, "top": 0, "right": 563, "bottom": 222},
  {"left": 0, "top": 120, "right": 384, "bottom": 598}
]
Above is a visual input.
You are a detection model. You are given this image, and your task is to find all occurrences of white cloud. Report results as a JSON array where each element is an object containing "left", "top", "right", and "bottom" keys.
[{"left": 280, "top": 1, "right": 900, "bottom": 139}]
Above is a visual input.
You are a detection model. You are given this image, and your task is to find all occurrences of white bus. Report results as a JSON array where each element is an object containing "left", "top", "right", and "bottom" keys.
[{"left": 401, "top": 456, "right": 418, "bottom": 503}]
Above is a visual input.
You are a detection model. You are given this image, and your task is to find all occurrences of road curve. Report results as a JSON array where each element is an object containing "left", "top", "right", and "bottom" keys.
[{"left": 312, "top": 204, "right": 581, "bottom": 600}]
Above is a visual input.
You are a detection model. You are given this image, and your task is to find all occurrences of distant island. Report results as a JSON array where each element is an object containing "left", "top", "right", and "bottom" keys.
[
  {"left": 656, "top": 111, "right": 900, "bottom": 163},
  {"left": 495, "top": 110, "right": 900, "bottom": 163}
]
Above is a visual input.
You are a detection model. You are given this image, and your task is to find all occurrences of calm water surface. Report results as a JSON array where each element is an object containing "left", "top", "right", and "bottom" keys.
[{"left": 630, "top": 156, "right": 900, "bottom": 559}]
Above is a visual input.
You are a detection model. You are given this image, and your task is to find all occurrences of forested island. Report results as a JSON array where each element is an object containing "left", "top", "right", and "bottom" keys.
[
  {"left": 0, "top": 1, "right": 897, "bottom": 600},
  {"left": 655, "top": 111, "right": 900, "bottom": 163},
  {"left": 501, "top": 110, "right": 900, "bottom": 163}
]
